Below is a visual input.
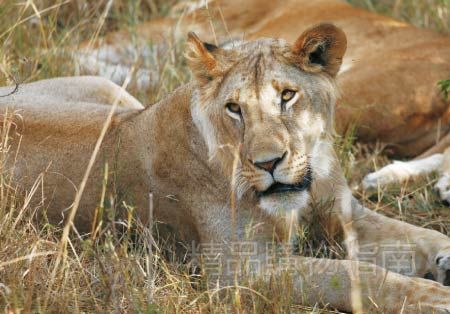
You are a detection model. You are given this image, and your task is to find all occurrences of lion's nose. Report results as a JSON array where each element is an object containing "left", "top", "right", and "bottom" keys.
[{"left": 252, "top": 153, "right": 286, "bottom": 174}]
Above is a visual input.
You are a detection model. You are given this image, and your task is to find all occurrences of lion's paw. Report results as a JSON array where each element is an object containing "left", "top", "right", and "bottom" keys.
[
  {"left": 362, "top": 160, "right": 410, "bottom": 189},
  {"left": 434, "top": 173, "right": 450, "bottom": 204},
  {"left": 362, "top": 171, "right": 382, "bottom": 189},
  {"left": 436, "top": 250, "right": 450, "bottom": 286},
  {"left": 363, "top": 154, "right": 444, "bottom": 190}
]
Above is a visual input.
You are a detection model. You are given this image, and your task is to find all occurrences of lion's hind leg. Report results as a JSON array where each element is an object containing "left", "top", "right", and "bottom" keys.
[{"left": 68, "top": 76, "right": 145, "bottom": 110}]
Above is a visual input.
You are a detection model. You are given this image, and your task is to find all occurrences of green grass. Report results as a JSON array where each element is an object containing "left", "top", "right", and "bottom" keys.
[
  {"left": 439, "top": 76, "right": 450, "bottom": 99},
  {"left": 0, "top": 1, "right": 449, "bottom": 313}
]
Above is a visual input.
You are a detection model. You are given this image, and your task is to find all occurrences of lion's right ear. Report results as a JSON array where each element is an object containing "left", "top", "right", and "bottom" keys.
[
  {"left": 185, "top": 32, "right": 231, "bottom": 84},
  {"left": 292, "top": 24, "right": 347, "bottom": 77}
]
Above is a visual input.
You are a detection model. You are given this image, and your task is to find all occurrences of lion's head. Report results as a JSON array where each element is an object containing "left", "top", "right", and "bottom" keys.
[{"left": 186, "top": 24, "right": 347, "bottom": 216}]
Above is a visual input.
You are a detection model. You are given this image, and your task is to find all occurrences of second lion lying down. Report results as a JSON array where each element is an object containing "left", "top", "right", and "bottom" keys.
[{"left": 1, "top": 24, "right": 450, "bottom": 312}]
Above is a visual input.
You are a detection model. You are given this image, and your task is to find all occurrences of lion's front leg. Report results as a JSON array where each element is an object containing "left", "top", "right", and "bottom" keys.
[
  {"left": 290, "top": 257, "right": 450, "bottom": 313},
  {"left": 340, "top": 189, "right": 450, "bottom": 285},
  {"left": 208, "top": 252, "right": 450, "bottom": 312}
]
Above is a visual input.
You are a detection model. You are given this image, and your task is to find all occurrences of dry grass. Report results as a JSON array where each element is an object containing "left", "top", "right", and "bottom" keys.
[
  {"left": 0, "top": 0, "right": 186, "bottom": 104},
  {"left": 348, "top": 0, "right": 450, "bottom": 35},
  {"left": 0, "top": 0, "right": 449, "bottom": 313}
]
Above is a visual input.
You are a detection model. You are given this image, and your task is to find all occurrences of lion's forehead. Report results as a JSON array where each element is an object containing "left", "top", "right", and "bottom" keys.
[
  {"left": 224, "top": 38, "right": 286, "bottom": 54},
  {"left": 218, "top": 50, "right": 330, "bottom": 108},
  {"left": 220, "top": 45, "right": 290, "bottom": 91}
]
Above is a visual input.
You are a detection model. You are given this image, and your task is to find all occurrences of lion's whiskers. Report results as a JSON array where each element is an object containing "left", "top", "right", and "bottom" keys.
[{"left": 234, "top": 166, "right": 252, "bottom": 199}]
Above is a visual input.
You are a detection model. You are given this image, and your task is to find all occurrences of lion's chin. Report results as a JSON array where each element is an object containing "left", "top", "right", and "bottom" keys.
[{"left": 258, "top": 190, "right": 310, "bottom": 217}]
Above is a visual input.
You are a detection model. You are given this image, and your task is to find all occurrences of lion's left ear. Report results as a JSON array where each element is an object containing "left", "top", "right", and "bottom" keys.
[
  {"left": 185, "top": 32, "right": 232, "bottom": 84},
  {"left": 292, "top": 24, "right": 347, "bottom": 77}
]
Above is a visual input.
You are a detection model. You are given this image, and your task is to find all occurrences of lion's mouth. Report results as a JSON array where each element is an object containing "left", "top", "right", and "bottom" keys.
[{"left": 257, "top": 168, "right": 312, "bottom": 198}]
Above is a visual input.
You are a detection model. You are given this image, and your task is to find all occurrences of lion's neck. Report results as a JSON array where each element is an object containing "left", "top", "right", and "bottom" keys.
[{"left": 118, "top": 84, "right": 237, "bottom": 242}]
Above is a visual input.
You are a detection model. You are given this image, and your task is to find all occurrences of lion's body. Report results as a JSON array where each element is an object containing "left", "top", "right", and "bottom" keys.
[
  {"left": 2, "top": 77, "right": 197, "bottom": 240},
  {"left": 1, "top": 77, "right": 139, "bottom": 226},
  {"left": 2, "top": 27, "right": 450, "bottom": 312}
]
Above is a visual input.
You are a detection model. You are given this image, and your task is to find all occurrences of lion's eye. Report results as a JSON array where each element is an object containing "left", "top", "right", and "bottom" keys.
[
  {"left": 280, "top": 89, "right": 298, "bottom": 111},
  {"left": 281, "top": 89, "right": 296, "bottom": 103},
  {"left": 226, "top": 102, "right": 241, "bottom": 115}
]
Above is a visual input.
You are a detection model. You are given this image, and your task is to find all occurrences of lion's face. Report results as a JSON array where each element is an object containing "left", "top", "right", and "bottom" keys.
[{"left": 187, "top": 24, "right": 346, "bottom": 215}]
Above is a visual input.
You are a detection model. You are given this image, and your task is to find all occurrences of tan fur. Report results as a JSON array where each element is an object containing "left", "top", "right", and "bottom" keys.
[
  {"left": 77, "top": 0, "right": 450, "bottom": 158},
  {"left": 2, "top": 26, "right": 450, "bottom": 312}
]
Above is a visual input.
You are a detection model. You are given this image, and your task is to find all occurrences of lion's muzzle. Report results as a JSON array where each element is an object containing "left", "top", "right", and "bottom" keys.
[{"left": 256, "top": 166, "right": 312, "bottom": 198}]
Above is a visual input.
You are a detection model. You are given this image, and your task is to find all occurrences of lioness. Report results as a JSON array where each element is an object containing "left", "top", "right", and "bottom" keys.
[{"left": 2, "top": 24, "right": 450, "bottom": 312}]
